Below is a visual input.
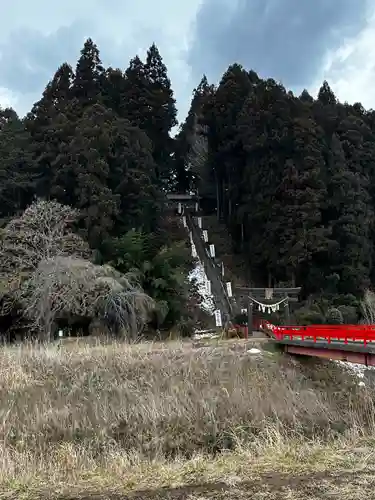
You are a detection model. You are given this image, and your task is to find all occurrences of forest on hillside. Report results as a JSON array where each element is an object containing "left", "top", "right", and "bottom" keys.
[
  {"left": 175, "top": 66, "right": 375, "bottom": 323},
  {"left": 0, "top": 37, "right": 374, "bottom": 337}
]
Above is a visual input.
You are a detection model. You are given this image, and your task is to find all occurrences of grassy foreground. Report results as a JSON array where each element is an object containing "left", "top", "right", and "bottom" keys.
[{"left": 1, "top": 338, "right": 375, "bottom": 499}]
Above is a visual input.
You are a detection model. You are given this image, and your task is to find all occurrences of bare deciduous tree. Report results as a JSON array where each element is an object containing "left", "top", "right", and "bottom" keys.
[
  {"left": 360, "top": 289, "right": 375, "bottom": 324},
  {"left": 187, "top": 112, "right": 209, "bottom": 177},
  {"left": 187, "top": 130, "right": 208, "bottom": 178},
  {"left": 0, "top": 199, "right": 90, "bottom": 281}
]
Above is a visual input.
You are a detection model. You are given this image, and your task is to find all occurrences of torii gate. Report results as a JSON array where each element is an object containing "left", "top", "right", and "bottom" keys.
[{"left": 235, "top": 286, "right": 301, "bottom": 336}]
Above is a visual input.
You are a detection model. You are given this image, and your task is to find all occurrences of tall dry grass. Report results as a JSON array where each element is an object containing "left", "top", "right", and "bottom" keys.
[{"left": 1, "top": 338, "right": 375, "bottom": 495}]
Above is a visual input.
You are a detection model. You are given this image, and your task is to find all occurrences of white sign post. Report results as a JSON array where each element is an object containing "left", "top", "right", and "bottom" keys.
[
  {"left": 189, "top": 232, "right": 193, "bottom": 244},
  {"left": 182, "top": 216, "right": 187, "bottom": 227},
  {"left": 221, "top": 262, "right": 225, "bottom": 276},
  {"left": 214, "top": 309, "right": 222, "bottom": 327},
  {"left": 177, "top": 202, "right": 182, "bottom": 214},
  {"left": 191, "top": 245, "right": 197, "bottom": 258},
  {"left": 209, "top": 244, "right": 215, "bottom": 258},
  {"left": 226, "top": 282, "right": 232, "bottom": 297},
  {"left": 195, "top": 202, "right": 199, "bottom": 211},
  {"left": 198, "top": 217, "right": 202, "bottom": 228},
  {"left": 202, "top": 230, "right": 208, "bottom": 242}
]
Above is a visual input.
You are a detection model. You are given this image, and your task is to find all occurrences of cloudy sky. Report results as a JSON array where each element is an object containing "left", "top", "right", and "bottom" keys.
[{"left": 1, "top": 0, "right": 375, "bottom": 123}]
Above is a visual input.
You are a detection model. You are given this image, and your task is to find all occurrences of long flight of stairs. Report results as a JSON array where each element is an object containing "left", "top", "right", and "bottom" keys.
[{"left": 187, "top": 212, "right": 231, "bottom": 320}]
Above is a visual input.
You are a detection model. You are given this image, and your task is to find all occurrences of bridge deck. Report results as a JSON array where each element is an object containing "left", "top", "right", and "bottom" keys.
[{"left": 266, "top": 324, "right": 375, "bottom": 366}]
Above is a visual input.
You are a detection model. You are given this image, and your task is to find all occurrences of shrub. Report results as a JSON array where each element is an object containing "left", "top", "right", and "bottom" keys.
[{"left": 325, "top": 307, "right": 343, "bottom": 325}]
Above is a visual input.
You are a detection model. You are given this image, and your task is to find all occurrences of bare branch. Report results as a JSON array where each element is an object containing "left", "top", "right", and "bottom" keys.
[
  {"left": 0, "top": 200, "right": 91, "bottom": 291},
  {"left": 187, "top": 115, "right": 208, "bottom": 178},
  {"left": 20, "top": 256, "right": 155, "bottom": 340},
  {"left": 360, "top": 289, "right": 375, "bottom": 324}
]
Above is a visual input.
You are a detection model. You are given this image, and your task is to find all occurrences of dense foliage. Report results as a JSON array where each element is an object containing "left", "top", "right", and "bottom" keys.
[
  {"left": 176, "top": 66, "right": 375, "bottom": 317},
  {"left": 0, "top": 39, "right": 195, "bottom": 339},
  {"left": 1, "top": 36, "right": 374, "bottom": 334}
]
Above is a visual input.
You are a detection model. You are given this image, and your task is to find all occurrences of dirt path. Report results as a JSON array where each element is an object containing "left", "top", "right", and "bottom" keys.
[{"left": 21, "top": 469, "right": 375, "bottom": 500}]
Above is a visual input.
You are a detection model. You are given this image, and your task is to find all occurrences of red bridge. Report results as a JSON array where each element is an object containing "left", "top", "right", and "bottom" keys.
[{"left": 264, "top": 323, "right": 375, "bottom": 366}]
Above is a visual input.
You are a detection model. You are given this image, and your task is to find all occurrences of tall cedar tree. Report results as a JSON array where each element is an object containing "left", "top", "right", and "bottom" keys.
[
  {"left": 72, "top": 38, "right": 104, "bottom": 109},
  {"left": 123, "top": 45, "right": 177, "bottom": 185},
  {"left": 50, "top": 103, "right": 159, "bottom": 248},
  {"left": 269, "top": 114, "right": 329, "bottom": 288},
  {"left": 174, "top": 75, "right": 215, "bottom": 193},
  {"left": 26, "top": 63, "right": 74, "bottom": 197},
  {"left": 144, "top": 44, "right": 177, "bottom": 183},
  {"left": 0, "top": 109, "right": 36, "bottom": 221},
  {"left": 326, "top": 133, "right": 371, "bottom": 294},
  {"left": 204, "top": 64, "right": 253, "bottom": 222},
  {"left": 236, "top": 79, "right": 291, "bottom": 282}
]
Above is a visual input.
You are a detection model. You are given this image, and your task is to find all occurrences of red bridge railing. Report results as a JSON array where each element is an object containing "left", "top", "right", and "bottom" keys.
[{"left": 267, "top": 323, "right": 375, "bottom": 345}]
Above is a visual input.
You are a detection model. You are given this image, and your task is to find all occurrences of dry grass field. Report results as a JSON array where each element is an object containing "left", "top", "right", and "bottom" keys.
[{"left": 1, "top": 337, "right": 375, "bottom": 499}]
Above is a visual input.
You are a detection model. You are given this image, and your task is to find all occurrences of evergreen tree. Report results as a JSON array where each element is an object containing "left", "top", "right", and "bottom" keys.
[
  {"left": 326, "top": 133, "right": 371, "bottom": 294},
  {"left": 50, "top": 103, "right": 118, "bottom": 247},
  {"left": 0, "top": 108, "right": 36, "bottom": 221},
  {"left": 3, "top": 33, "right": 375, "bottom": 331},
  {"left": 72, "top": 38, "right": 104, "bottom": 108},
  {"left": 144, "top": 44, "right": 177, "bottom": 183},
  {"left": 206, "top": 64, "right": 252, "bottom": 221},
  {"left": 50, "top": 102, "right": 160, "bottom": 248},
  {"left": 123, "top": 56, "right": 149, "bottom": 128},
  {"left": 174, "top": 75, "right": 215, "bottom": 193},
  {"left": 318, "top": 81, "right": 337, "bottom": 107},
  {"left": 123, "top": 44, "right": 177, "bottom": 185},
  {"left": 102, "top": 67, "right": 126, "bottom": 117},
  {"left": 269, "top": 114, "right": 329, "bottom": 287},
  {"left": 26, "top": 63, "right": 74, "bottom": 197},
  {"left": 235, "top": 79, "right": 291, "bottom": 282}
]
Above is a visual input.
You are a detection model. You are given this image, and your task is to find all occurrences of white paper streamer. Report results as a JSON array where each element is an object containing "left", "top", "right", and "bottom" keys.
[{"left": 214, "top": 309, "right": 222, "bottom": 327}]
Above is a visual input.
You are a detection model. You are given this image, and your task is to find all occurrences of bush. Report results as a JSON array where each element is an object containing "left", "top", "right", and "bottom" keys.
[
  {"left": 294, "top": 308, "right": 324, "bottom": 325},
  {"left": 108, "top": 228, "right": 195, "bottom": 329},
  {"left": 337, "top": 305, "right": 358, "bottom": 324},
  {"left": 325, "top": 307, "right": 343, "bottom": 325},
  {"left": 20, "top": 256, "right": 154, "bottom": 340}
]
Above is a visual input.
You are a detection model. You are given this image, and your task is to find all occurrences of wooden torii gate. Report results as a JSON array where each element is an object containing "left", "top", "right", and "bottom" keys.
[{"left": 235, "top": 286, "right": 301, "bottom": 336}]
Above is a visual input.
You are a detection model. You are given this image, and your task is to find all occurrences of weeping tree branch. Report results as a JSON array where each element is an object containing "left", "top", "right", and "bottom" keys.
[
  {"left": 360, "top": 289, "right": 375, "bottom": 324},
  {"left": 20, "top": 256, "right": 155, "bottom": 340}
]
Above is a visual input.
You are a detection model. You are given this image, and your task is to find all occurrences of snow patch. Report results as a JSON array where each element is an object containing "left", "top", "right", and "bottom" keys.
[
  {"left": 336, "top": 360, "right": 366, "bottom": 378},
  {"left": 247, "top": 347, "right": 262, "bottom": 355},
  {"left": 193, "top": 331, "right": 219, "bottom": 340},
  {"left": 188, "top": 260, "right": 215, "bottom": 314},
  {"left": 335, "top": 360, "right": 375, "bottom": 386}
]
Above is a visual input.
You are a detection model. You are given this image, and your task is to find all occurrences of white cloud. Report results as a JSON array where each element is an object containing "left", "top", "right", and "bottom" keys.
[
  {"left": 0, "top": 88, "right": 17, "bottom": 109},
  {"left": 1, "top": 0, "right": 375, "bottom": 121},
  {"left": 309, "top": 5, "right": 375, "bottom": 107},
  {"left": 0, "top": 0, "right": 203, "bottom": 120}
]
